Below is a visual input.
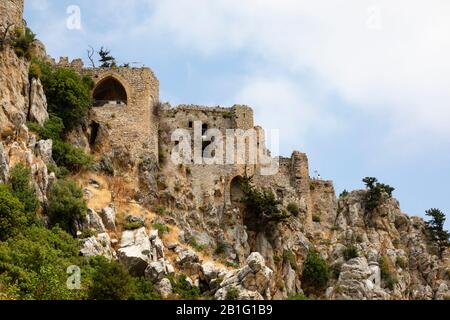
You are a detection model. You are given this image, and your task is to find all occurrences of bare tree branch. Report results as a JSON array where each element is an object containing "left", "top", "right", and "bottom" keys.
[{"left": 87, "top": 45, "right": 96, "bottom": 68}]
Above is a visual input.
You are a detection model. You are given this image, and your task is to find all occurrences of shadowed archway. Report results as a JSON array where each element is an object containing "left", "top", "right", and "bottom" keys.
[{"left": 93, "top": 77, "right": 128, "bottom": 106}]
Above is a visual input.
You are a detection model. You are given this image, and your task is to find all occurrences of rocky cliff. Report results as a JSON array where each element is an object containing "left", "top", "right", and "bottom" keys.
[{"left": 0, "top": 18, "right": 448, "bottom": 301}]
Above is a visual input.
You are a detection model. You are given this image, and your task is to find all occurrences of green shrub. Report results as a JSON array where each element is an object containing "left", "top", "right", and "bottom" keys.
[
  {"left": 287, "top": 293, "right": 309, "bottom": 300},
  {"left": 362, "top": 177, "right": 395, "bottom": 213},
  {"left": 8, "top": 164, "right": 39, "bottom": 217},
  {"left": 168, "top": 274, "right": 201, "bottom": 300},
  {"left": 28, "top": 115, "right": 93, "bottom": 172},
  {"left": 39, "top": 67, "right": 92, "bottom": 131},
  {"left": 46, "top": 163, "right": 70, "bottom": 179},
  {"left": 225, "top": 261, "right": 239, "bottom": 268},
  {"left": 155, "top": 206, "right": 167, "bottom": 216},
  {"left": 240, "top": 175, "right": 289, "bottom": 232},
  {"left": 189, "top": 237, "right": 206, "bottom": 252},
  {"left": 339, "top": 190, "right": 349, "bottom": 198},
  {"left": 87, "top": 256, "right": 136, "bottom": 300},
  {"left": 225, "top": 286, "right": 240, "bottom": 300},
  {"left": 0, "top": 225, "right": 83, "bottom": 300},
  {"left": 312, "top": 215, "right": 321, "bottom": 223},
  {"left": 29, "top": 62, "right": 42, "bottom": 80},
  {"left": 0, "top": 185, "right": 27, "bottom": 241},
  {"left": 46, "top": 179, "right": 87, "bottom": 235},
  {"left": 129, "top": 277, "right": 160, "bottom": 300},
  {"left": 214, "top": 242, "right": 226, "bottom": 255},
  {"left": 343, "top": 244, "right": 359, "bottom": 261},
  {"left": 52, "top": 139, "right": 93, "bottom": 172},
  {"left": 301, "top": 250, "right": 330, "bottom": 295},
  {"left": 379, "top": 256, "right": 398, "bottom": 290},
  {"left": 11, "top": 27, "right": 35, "bottom": 60},
  {"left": 283, "top": 250, "right": 298, "bottom": 271},
  {"left": 425, "top": 208, "right": 450, "bottom": 258},
  {"left": 396, "top": 257, "right": 408, "bottom": 269},
  {"left": 287, "top": 203, "right": 300, "bottom": 216},
  {"left": 152, "top": 223, "right": 169, "bottom": 237},
  {"left": 124, "top": 221, "right": 144, "bottom": 231}
]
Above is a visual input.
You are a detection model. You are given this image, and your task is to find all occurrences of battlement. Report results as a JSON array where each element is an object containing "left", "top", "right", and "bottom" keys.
[
  {"left": 51, "top": 57, "right": 160, "bottom": 163},
  {"left": 162, "top": 103, "right": 254, "bottom": 132},
  {"left": 0, "top": 0, "right": 24, "bottom": 28}
]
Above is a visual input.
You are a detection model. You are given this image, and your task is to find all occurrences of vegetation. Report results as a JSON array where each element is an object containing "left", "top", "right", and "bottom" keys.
[
  {"left": 225, "top": 286, "right": 240, "bottom": 300},
  {"left": 98, "top": 47, "right": 117, "bottom": 68},
  {"left": 379, "top": 255, "right": 398, "bottom": 290},
  {"left": 283, "top": 250, "right": 298, "bottom": 271},
  {"left": 301, "top": 250, "right": 330, "bottom": 295},
  {"left": 396, "top": 257, "right": 408, "bottom": 269},
  {"left": 37, "top": 62, "right": 93, "bottom": 131},
  {"left": 8, "top": 164, "right": 39, "bottom": 217},
  {"left": 0, "top": 226, "right": 85, "bottom": 300},
  {"left": 339, "top": 190, "right": 349, "bottom": 198},
  {"left": 362, "top": 177, "right": 395, "bottom": 213},
  {"left": 46, "top": 179, "right": 87, "bottom": 236},
  {"left": 312, "top": 215, "right": 321, "bottom": 223},
  {"left": 28, "top": 115, "right": 93, "bottom": 172},
  {"left": 168, "top": 274, "right": 201, "bottom": 300},
  {"left": 287, "top": 202, "right": 300, "bottom": 216},
  {"left": 29, "top": 62, "right": 42, "bottom": 80},
  {"left": 214, "top": 242, "right": 226, "bottom": 255},
  {"left": 87, "top": 257, "right": 159, "bottom": 300},
  {"left": 287, "top": 293, "right": 309, "bottom": 300},
  {"left": 0, "top": 185, "right": 28, "bottom": 241},
  {"left": 12, "top": 27, "right": 35, "bottom": 60},
  {"left": 189, "top": 237, "right": 206, "bottom": 252},
  {"left": 240, "top": 174, "right": 290, "bottom": 232},
  {"left": 343, "top": 244, "right": 359, "bottom": 261},
  {"left": 425, "top": 208, "right": 450, "bottom": 258},
  {"left": 124, "top": 221, "right": 144, "bottom": 231},
  {"left": 152, "top": 223, "right": 169, "bottom": 238}
]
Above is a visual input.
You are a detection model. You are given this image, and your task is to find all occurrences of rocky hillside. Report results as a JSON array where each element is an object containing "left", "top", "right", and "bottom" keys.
[{"left": 0, "top": 29, "right": 449, "bottom": 300}]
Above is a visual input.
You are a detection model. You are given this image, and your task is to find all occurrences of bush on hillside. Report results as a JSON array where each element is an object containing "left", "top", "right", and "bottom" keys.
[
  {"left": 0, "top": 185, "right": 27, "bottom": 241},
  {"left": 8, "top": 163, "right": 39, "bottom": 216},
  {"left": 46, "top": 179, "right": 87, "bottom": 236},
  {"left": 301, "top": 250, "right": 330, "bottom": 295}
]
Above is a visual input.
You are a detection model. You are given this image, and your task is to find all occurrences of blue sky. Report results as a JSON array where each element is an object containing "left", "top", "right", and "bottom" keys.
[{"left": 24, "top": 0, "right": 450, "bottom": 228}]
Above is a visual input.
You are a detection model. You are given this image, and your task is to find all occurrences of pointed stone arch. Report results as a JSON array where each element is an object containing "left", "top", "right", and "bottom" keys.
[{"left": 92, "top": 74, "right": 130, "bottom": 106}]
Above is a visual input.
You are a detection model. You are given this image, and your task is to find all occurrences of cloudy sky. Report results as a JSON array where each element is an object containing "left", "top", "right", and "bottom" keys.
[{"left": 25, "top": 0, "right": 450, "bottom": 227}]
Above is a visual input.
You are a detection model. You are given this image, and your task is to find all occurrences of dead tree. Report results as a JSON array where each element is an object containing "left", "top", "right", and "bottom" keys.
[{"left": 87, "top": 45, "right": 96, "bottom": 68}]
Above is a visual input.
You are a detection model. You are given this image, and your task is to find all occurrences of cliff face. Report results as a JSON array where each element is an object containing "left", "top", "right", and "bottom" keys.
[
  {"left": 0, "top": 46, "right": 51, "bottom": 200},
  {"left": 0, "top": 1, "right": 448, "bottom": 300}
]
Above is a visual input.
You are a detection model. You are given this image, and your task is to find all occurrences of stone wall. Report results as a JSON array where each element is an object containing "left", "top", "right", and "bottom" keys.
[{"left": 54, "top": 57, "right": 160, "bottom": 164}]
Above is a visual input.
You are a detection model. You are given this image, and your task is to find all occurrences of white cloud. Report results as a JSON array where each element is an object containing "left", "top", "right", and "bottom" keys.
[
  {"left": 146, "top": 0, "right": 450, "bottom": 153},
  {"left": 233, "top": 76, "right": 341, "bottom": 154}
]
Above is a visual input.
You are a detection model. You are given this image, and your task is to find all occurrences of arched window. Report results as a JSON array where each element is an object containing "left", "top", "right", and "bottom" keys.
[{"left": 93, "top": 77, "right": 128, "bottom": 106}]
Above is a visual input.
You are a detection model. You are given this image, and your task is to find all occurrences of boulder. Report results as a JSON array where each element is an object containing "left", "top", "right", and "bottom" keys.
[
  {"left": 176, "top": 249, "right": 200, "bottom": 266},
  {"left": 84, "top": 208, "right": 106, "bottom": 233},
  {"left": 145, "top": 261, "right": 166, "bottom": 282},
  {"left": 0, "top": 142, "right": 9, "bottom": 184},
  {"left": 156, "top": 278, "right": 173, "bottom": 299},
  {"left": 117, "top": 228, "right": 152, "bottom": 276},
  {"left": 246, "top": 252, "right": 265, "bottom": 273},
  {"left": 80, "top": 233, "right": 114, "bottom": 260},
  {"left": 28, "top": 78, "right": 49, "bottom": 125},
  {"left": 100, "top": 204, "right": 116, "bottom": 231},
  {"left": 215, "top": 252, "right": 273, "bottom": 300}
]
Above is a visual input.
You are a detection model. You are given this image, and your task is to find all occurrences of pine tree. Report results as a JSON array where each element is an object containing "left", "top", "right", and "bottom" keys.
[
  {"left": 425, "top": 208, "right": 450, "bottom": 258},
  {"left": 98, "top": 47, "right": 117, "bottom": 68}
]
